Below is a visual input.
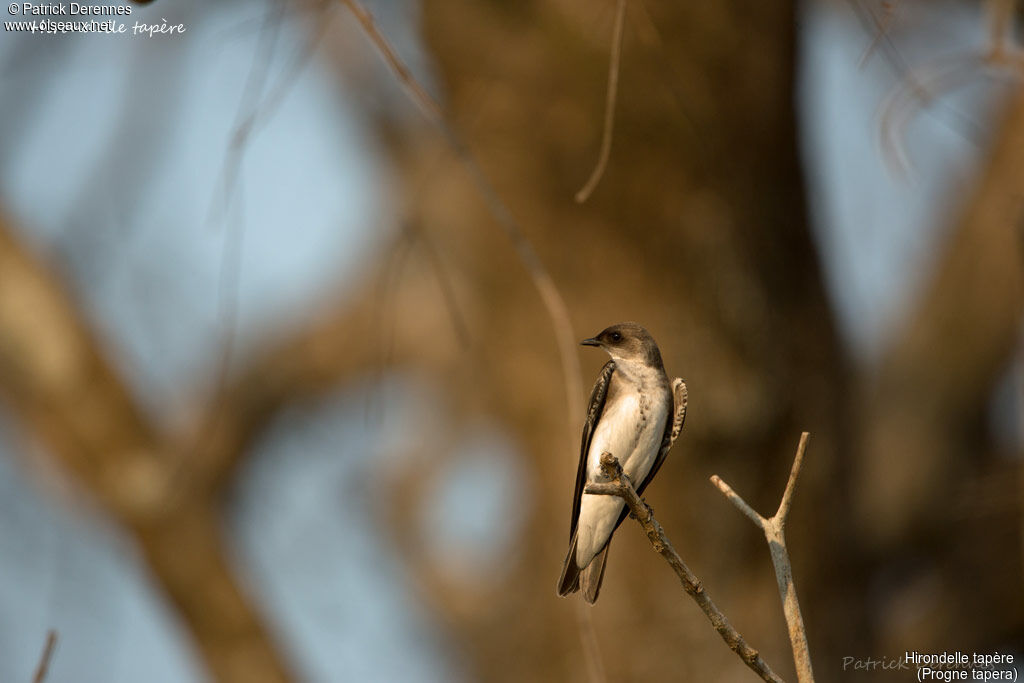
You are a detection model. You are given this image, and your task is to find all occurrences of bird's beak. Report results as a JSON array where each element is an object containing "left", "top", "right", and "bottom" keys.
[{"left": 580, "top": 337, "right": 601, "bottom": 347}]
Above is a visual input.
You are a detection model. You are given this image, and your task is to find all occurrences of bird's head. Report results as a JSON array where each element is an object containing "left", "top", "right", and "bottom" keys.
[{"left": 581, "top": 322, "right": 662, "bottom": 366}]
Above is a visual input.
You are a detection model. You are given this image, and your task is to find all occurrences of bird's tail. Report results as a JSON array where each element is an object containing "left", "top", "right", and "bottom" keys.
[
  {"left": 557, "top": 533, "right": 582, "bottom": 597},
  {"left": 580, "top": 544, "right": 609, "bottom": 604},
  {"left": 557, "top": 533, "right": 611, "bottom": 604}
]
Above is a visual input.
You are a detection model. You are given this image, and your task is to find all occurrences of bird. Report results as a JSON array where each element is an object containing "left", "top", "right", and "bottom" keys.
[{"left": 557, "top": 322, "right": 687, "bottom": 603}]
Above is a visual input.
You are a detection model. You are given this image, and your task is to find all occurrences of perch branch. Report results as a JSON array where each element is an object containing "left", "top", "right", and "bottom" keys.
[
  {"left": 585, "top": 453, "right": 784, "bottom": 683},
  {"left": 31, "top": 630, "right": 57, "bottom": 683},
  {"left": 711, "top": 433, "right": 815, "bottom": 683}
]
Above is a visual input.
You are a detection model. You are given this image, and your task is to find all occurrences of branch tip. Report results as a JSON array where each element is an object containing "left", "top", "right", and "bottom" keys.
[
  {"left": 776, "top": 432, "right": 809, "bottom": 523},
  {"left": 33, "top": 630, "right": 58, "bottom": 683}
]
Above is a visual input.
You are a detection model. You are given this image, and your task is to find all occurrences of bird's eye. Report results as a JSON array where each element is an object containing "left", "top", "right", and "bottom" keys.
[{"left": 609, "top": 332, "right": 622, "bottom": 343}]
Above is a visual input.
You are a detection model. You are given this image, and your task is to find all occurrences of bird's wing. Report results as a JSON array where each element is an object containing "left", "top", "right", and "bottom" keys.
[
  {"left": 635, "top": 378, "right": 687, "bottom": 496},
  {"left": 568, "top": 360, "right": 616, "bottom": 539}
]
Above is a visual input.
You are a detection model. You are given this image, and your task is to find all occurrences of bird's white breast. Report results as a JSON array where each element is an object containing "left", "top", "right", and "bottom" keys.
[{"left": 587, "top": 386, "right": 666, "bottom": 481}]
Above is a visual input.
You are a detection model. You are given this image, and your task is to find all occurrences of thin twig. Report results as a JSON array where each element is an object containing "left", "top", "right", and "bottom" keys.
[
  {"left": 575, "top": 0, "right": 626, "bottom": 204},
  {"left": 585, "top": 454, "right": 785, "bottom": 683},
  {"left": 858, "top": 1, "right": 898, "bottom": 68},
  {"left": 776, "top": 433, "right": 808, "bottom": 522},
  {"left": 877, "top": 50, "right": 1021, "bottom": 177},
  {"left": 339, "top": 0, "right": 585, "bottom": 442},
  {"left": 847, "top": 0, "right": 987, "bottom": 157},
  {"left": 174, "top": 0, "right": 291, "bottom": 494},
  {"left": 190, "top": 1, "right": 335, "bottom": 480},
  {"left": 32, "top": 630, "right": 57, "bottom": 683},
  {"left": 711, "top": 433, "right": 815, "bottom": 683},
  {"left": 339, "top": 0, "right": 442, "bottom": 122}
]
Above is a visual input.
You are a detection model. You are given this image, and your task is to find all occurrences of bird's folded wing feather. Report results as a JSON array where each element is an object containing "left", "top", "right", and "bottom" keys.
[
  {"left": 635, "top": 378, "right": 687, "bottom": 495},
  {"left": 569, "top": 360, "right": 616, "bottom": 539}
]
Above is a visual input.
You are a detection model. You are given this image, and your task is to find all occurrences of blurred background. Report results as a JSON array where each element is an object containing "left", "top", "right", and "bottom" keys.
[{"left": 0, "top": 0, "right": 1021, "bottom": 681}]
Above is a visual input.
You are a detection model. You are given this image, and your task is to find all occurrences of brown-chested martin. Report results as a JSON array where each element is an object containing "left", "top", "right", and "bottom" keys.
[{"left": 557, "top": 322, "right": 687, "bottom": 603}]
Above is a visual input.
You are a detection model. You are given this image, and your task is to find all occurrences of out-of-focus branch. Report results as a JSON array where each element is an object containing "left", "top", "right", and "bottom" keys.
[
  {"left": 0, "top": 215, "right": 291, "bottom": 683},
  {"left": 175, "top": 284, "right": 391, "bottom": 498},
  {"left": 338, "top": 0, "right": 584, "bottom": 445},
  {"left": 338, "top": 0, "right": 442, "bottom": 122},
  {"left": 585, "top": 453, "right": 785, "bottom": 683},
  {"left": 575, "top": 0, "right": 626, "bottom": 204},
  {"left": 876, "top": 0, "right": 1024, "bottom": 174},
  {"left": 31, "top": 630, "right": 57, "bottom": 683},
  {"left": 0, "top": 217, "right": 162, "bottom": 517},
  {"left": 711, "top": 433, "right": 815, "bottom": 683}
]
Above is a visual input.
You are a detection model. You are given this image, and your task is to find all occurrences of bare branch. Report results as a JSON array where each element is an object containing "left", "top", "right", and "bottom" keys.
[
  {"left": 575, "top": 0, "right": 626, "bottom": 204},
  {"left": 339, "top": 0, "right": 443, "bottom": 122},
  {"left": 710, "top": 477, "right": 765, "bottom": 529},
  {"left": 31, "top": 630, "right": 57, "bottom": 683},
  {"left": 711, "top": 433, "right": 815, "bottom": 683},
  {"left": 585, "top": 453, "right": 785, "bottom": 683}
]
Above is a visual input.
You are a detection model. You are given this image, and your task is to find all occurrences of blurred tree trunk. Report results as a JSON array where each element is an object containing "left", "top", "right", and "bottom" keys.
[
  {"left": 371, "top": 1, "right": 856, "bottom": 680},
  {"left": 856, "top": 90, "right": 1024, "bottom": 653}
]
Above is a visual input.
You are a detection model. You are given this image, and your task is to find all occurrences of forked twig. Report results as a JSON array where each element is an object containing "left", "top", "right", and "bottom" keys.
[
  {"left": 575, "top": 0, "right": 626, "bottom": 204},
  {"left": 711, "top": 433, "right": 815, "bottom": 683},
  {"left": 585, "top": 453, "right": 784, "bottom": 683}
]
